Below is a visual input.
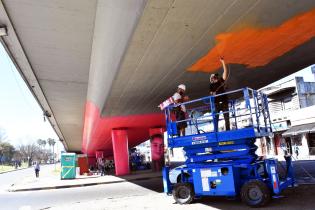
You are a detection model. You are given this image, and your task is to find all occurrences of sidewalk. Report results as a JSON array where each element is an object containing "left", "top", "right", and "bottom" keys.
[
  {"left": 8, "top": 164, "right": 162, "bottom": 192},
  {"left": 267, "top": 155, "right": 315, "bottom": 161}
]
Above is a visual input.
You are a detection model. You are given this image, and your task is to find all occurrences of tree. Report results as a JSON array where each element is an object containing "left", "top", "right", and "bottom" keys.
[
  {"left": 0, "top": 142, "right": 15, "bottom": 164},
  {"left": 18, "top": 144, "right": 40, "bottom": 166},
  {"left": 42, "top": 140, "right": 47, "bottom": 149},
  {"left": 0, "top": 129, "right": 17, "bottom": 165},
  {"left": 37, "top": 139, "right": 43, "bottom": 148},
  {"left": 37, "top": 139, "right": 47, "bottom": 149},
  {"left": 47, "top": 138, "right": 56, "bottom": 163},
  {"left": 39, "top": 149, "right": 52, "bottom": 163},
  {"left": 13, "top": 150, "right": 22, "bottom": 162},
  {"left": 37, "top": 139, "right": 49, "bottom": 162}
]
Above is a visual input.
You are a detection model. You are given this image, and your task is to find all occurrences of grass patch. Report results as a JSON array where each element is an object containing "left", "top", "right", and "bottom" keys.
[
  {"left": 0, "top": 163, "right": 28, "bottom": 173},
  {"left": 0, "top": 165, "right": 15, "bottom": 173},
  {"left": 51, "top": 164, "right": 61, "bottom": 174}
]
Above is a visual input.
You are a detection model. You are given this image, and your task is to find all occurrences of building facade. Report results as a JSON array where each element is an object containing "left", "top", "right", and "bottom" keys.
[{"left": 261, "top": 65, "right": 315, "bottom": 159}]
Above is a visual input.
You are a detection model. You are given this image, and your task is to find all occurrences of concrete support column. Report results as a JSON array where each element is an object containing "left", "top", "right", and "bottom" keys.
[
  {"left": 112, "top": 129, "right": 129, "bottom": 176},
  {"left": 87, "top": 156, "right": 96, "bottom": 169},
  {"left": 149, "top": 128, "right": 165, "bottom": 171},
  {"left": 95, "top": 151, "right": 104, "bottom": 159}
]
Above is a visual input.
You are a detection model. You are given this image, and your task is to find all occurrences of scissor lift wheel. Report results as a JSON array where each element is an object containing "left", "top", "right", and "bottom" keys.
[
  {"left": 172, "top": 183, "right": 195, "bottom": 204},
  {"left": 241, "top": 180, "right": 271, "bottom": 207}
]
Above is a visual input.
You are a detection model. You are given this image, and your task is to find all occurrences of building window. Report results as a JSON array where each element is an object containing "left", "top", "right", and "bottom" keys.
[
  {"left": 292, "top": 135, "right": 302, "bottom": 146},
  {"left": 308, "top": 133, "right": 315, "bottom": 155},
  {"left": 283, "top": 97, "right": 293, "bottom": 110}
]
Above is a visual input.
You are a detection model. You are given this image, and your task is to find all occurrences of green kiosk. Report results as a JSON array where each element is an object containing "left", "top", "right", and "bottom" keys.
[{"left": 61, "top": 153, "right": 76, "bottom": 179}]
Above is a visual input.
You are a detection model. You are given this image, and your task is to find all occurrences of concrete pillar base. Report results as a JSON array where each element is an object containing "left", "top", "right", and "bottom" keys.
[{"left": 112, "top": 129, "right": 129, "bottom": 176}]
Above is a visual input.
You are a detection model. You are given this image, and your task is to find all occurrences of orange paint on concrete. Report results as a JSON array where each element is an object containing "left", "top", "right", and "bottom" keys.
[{"left": 189, "top": 9, "right": 315, "bottom": 73}]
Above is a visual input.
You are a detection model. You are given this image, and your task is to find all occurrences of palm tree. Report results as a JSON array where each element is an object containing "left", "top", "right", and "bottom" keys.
[
  {"left": 47, "top": 138, "right": 56, "bottom": 163},
  {"left": 37, "top": 139, "right": 43, "bottom": 149},
  {"left": 42, "top": 140, "right": 47, "bottom": 150}
]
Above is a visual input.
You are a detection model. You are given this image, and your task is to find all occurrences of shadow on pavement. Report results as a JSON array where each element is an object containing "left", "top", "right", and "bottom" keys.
[
  {"left": 112, "top": 169, "right": 164, "bottom": 193},
  {"left": 189, "top": 185, "right": 315, "bottom": 210},
  {"left": 117, "top": 162, "right": 185, "bottom": 193},
  {"left": 128, "top": 176, "right": 164, "bottom": 193},
  {"left": 113, "top": 160, "right": 315, "bottom": 201}
]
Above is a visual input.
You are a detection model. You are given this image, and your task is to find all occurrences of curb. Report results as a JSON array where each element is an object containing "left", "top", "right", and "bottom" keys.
[{"left": 9, "top": 175, "right": 162, "bottom": 192}]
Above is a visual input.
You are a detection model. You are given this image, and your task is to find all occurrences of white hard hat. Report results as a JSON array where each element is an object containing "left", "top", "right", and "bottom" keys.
[{"left": 178, "top": 84, "right": 186, "bottom": 91}]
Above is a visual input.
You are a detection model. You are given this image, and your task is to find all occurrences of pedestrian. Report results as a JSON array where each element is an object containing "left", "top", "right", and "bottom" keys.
[
  {"left": 295, "top": 145, "right": 299, "bottom": 159},
  {"left": 209, "top": 58, "right": 230, "bottom": 131},
  {"left": 100, "top": 158, "right": 105, "bottom": 176},
  {"left": 35, "top": 162, "right": 40, "bottom": 178},
  {"left": 172, "top": 84, "right": 189, "bottom": 136},
  {"left": 97, "top": 158, "right": 102, "bottom": 175}
]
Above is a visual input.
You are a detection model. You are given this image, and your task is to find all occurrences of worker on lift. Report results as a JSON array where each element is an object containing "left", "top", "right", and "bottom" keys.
[
  {"left": 209, "top": 58, "right": 230, "bottom": 131},
  {"left": 172, "top": 84, "right": 189, "bottom": 136}
]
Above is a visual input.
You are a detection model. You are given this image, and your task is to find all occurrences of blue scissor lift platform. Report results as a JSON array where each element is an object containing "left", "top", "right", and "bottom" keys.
[{"left": 162, "top": 88, "right": 295, "bottom": 207}]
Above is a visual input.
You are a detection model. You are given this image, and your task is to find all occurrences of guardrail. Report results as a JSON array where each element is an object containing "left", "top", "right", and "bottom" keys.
[{"left": 165, "top": 87, "right": 272, "bottom": 138}]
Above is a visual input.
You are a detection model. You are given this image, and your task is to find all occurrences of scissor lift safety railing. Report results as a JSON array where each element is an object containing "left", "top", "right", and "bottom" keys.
[
  {"left": 163, "top": 88, "right": 295, "bottom": 207},
  {"left": 165, "top": 87, "right": 272, "bottom": 165}
]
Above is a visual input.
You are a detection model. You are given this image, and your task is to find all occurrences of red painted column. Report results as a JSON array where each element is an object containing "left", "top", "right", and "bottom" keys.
[
  {"left": 149, "top": 127, "right": 164, "bottom": 137},
  {"left": 112, "top": 129, "right": 130, "bottom": 176},
  {"left": 95, "top": 151, "right": 104, "bottom": 159},
  {"left": 149, "top": 128, "right": 165, "bottom": 171},
  {"left": 87, "top": 156, "right": 96, "bottom": 169}
]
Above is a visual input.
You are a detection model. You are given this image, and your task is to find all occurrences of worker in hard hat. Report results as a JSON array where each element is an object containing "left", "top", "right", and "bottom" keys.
[
  {"left": 173, "top": 84, "right": 189, "bottom": 136},
  {"left": 209, "top": 58, "right": 230, "bottom": 131}
]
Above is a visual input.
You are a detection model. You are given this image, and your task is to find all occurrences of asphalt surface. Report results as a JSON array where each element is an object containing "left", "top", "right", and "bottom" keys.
[
  {"left": 0, "top": 160, "right": 315, "bottom": 210},
  {"left": 0, "top": 165, "right": 163, "bottom": 210},
  {"left": 0, "top": 179, "right": 164, "bottom": 210}
]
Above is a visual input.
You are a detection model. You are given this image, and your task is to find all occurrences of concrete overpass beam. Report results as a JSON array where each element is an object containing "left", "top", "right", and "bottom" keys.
[
  {"left": 111, "top": 129, "right": 129, "bottom": 176},
  {"left": 87, "top": 0, "right": 147, "bottom": 113}
]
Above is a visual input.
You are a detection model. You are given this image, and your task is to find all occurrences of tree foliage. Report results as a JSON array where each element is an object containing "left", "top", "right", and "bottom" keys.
[
  {"left": 47, "top": 138, "right": 56, "bottom": 147},
  {"left": 0, "top": 128, "right": 15, "bottom": 164},
  {"left": 17, "top": 144, "right": 40, "bottom": 166},
  {"left": 0, "top": 128, "right": 56, "bottom": 166},
  {"left": 37, "top": 139, "right": 47, "bottom": 149},
  {"left": 0, "top": 141, "right": 15, "bottom": 164}
]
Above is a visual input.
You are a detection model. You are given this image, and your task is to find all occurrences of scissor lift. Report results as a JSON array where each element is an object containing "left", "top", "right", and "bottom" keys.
[{"left": 162, "top": 88, "right": 295, "bottom": 207}]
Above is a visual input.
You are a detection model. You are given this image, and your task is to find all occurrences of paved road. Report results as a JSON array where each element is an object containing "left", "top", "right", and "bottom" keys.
[
  {"left": 0, "top": 160, "right": 314, "bottom": 210},
  {"left": 0, "top": 177, "right": 162, "bottom": 210},
  {"left": 292, "top": 160, "right": 315, "bottom": 177},
  {"left": 0, "top": 164, "right": 163, "bottom": 210}
]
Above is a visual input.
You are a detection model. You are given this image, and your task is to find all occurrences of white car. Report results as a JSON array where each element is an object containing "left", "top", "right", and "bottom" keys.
[{"left": 169, "top": 165, "right": 190, "bottom": 184}]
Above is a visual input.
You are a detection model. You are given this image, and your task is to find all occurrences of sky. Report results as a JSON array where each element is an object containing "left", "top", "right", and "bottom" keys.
[{"left": 0, "top": 43, "right": 64, "bottom": 152}]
